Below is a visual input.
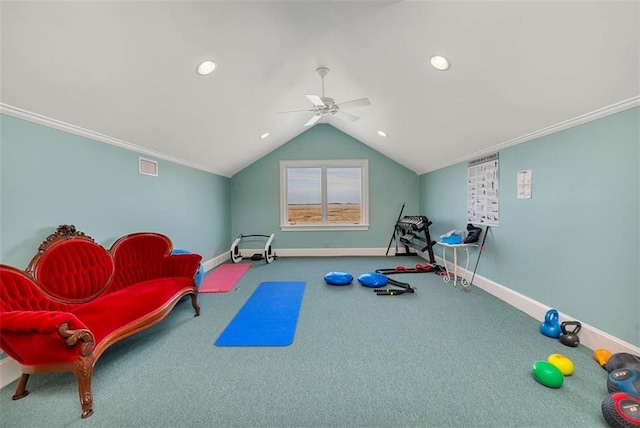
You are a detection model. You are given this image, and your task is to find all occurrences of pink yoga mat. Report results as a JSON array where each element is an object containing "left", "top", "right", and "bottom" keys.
[{"left": 199, "top": 263, "right": 251, "bottom": 293}]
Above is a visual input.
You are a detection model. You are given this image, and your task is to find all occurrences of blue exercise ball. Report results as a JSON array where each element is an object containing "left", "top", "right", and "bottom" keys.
[{"left": 171, "top": 249, "right": 204, "bottom": 286}]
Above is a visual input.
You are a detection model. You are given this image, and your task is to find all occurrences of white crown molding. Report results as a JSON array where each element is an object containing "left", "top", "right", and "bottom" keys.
[
  {"left": 5, "top": 96, "right": 637, "bottom": 179},
  {"left": 0, "top": 103, "right": 229, "bottom": 178},
  {"left": 421, "top": 95, "right": 640, "bottom": 175}
]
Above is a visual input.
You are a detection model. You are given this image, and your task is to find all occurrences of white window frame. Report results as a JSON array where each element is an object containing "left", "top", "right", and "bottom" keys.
[{"left": 279, "top": 159, "right": 369, "bottom": 231}]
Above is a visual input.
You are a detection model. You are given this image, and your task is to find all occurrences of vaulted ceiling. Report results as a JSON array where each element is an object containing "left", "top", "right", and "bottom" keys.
[{"left": 1, "top": 1, "right": 638, "bottom": 177}]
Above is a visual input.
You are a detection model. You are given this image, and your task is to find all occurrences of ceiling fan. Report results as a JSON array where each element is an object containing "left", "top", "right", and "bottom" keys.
[{"left": 278, "top": 67, "right": 371, "bottom": 127}]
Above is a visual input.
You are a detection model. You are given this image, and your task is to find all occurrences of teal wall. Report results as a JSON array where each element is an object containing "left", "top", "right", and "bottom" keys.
[
  {"left": 0, "top": 114, "right": 231, "bottom": 269},
  {"left": 419, "top": 108, "right": 640, "bottom": 346},
  {"left": 2, "top": 109, "right": 638, "bottom": 351},
  {"left": 231, "top": 124, "right": 418, "bottom": 249}
]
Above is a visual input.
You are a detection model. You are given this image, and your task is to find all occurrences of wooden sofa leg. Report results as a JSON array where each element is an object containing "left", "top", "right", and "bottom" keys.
[
  {"left": 191, "top": 293, "right": 201, "bottom": 316},
  {"left": 73, "top": 357, "right": 94, "bottom": 419},
  {"left": 12, "top": 374, "right": 30, "bottom": 400}
]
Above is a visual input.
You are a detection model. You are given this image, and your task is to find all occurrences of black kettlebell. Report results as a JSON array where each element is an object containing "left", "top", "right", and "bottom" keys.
[{"left": 559, "top": 321, "right": 581, "bottom": 347}]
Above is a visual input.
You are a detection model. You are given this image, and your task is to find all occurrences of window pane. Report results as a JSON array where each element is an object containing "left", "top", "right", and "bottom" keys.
[
  {"left": 327, "top": 167, "right": 361, "bottom": 223},
  {"left": 287, "top": 167, "right": 322, "bottom": 223}
]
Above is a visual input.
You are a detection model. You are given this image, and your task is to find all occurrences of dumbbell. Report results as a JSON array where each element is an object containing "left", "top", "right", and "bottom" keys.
[{"left": 607, "top": 368, "right": 640, "bottom": 397}]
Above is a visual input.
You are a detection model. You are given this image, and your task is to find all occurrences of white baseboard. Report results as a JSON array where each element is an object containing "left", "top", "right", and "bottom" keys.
[
  {"left": 2, "top": 249, "right": 637, "bottom": 389},
  {"left": 431, "top": 254, "right": 640, "bottom": 356},
  {"left": 234, "top": 247, "right": 409, "bottom": 257},
  {"left": 0, "top": 356, "right": 21, "bottom": 390},
  {"left": 202, "top": 252, "right": 230, "bottom": 272},
  {"left": 268, "top": 247, "right": 391, "bottom": 257},
  {"left": 212, "top": 245, "right": 639, "bottom": 354}
]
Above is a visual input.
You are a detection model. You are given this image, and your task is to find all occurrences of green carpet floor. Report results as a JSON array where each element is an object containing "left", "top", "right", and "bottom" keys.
[{"left": 0, "top": 257, "right": 612, "bottom": 427}]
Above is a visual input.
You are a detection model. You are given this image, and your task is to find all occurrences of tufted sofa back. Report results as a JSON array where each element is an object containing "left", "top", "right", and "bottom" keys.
[
  {"left": 33, "top": 239, "right": 114, "bottom": 303},
  {"left": 1, "top": 227, "right": 181, "bottom": 309},
  {"left": 108, "top": 233, "right": 172, "bottom": 292},
  {"left": 24, "top": 225, "right": 114, "bottom": 304},
  {"left": 0, "top": 265, "right": 71, "bottom": 312}
]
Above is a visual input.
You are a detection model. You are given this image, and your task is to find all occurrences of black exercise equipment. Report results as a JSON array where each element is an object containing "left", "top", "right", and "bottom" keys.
[
  {"left": 373, "top": 267, "right": 415, "bottom": 296},
  {"left": 607, "top": 368, "right": 640, "bottom": 396},
  {"left": 606, "top": 353, "right": 640, "bottom": 373},
  {"left": 392, "top": 215, "right": 439, "bottom": 266},
  {"left": 468, "top": 225, "right": 489, "bottom": 289},
  {"left": 376, "top": 264, "right": 440, "bottom": 276},
  {"left": 601, "top": 392, "right": 640, "bottom": 428},
  {"left": 464, "top": 223, "right": 482, "bottom": 244},
  {"left": 559, "top": 321, "right": 582, "bottom": 347},
  {"left": 375, "top": 288, "right": 412, "bottom": 296},
  {"left": 373, "top": 278, "right": 415, "bottom": 296},
  {"left": 386, "top": 202, "right": 405, "bottom": 256},
  {"left": 372, "top": 263, "right": 443, "bottom": 296},
  {"left": 230, "top": 233, "right": 276, "bottom": 264}
]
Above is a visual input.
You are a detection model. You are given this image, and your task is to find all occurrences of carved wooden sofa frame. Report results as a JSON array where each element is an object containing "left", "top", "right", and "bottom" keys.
[{"left": 0, "top": 225, "right": 202, "bottom": 419}]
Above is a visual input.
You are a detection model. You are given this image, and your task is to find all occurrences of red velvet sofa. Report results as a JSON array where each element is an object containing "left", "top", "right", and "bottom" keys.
[{"left": 0, "top": 225, "right": 202, "bottom": 419}]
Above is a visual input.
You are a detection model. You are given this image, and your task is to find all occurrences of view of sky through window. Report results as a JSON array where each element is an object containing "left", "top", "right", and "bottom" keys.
[
  {"left": 287, "top": 168, "right": 321, "bottom": 204},
  {"left": 287, "top": 167, "right": 361, "bottom": 204},
  {"left": 327, "top": 167, "right": 361, "bottom": 204}
]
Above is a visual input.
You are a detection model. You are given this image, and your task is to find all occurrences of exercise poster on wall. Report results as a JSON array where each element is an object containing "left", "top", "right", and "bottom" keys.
[{"left": 467, "top": 152, "right": 499, "bottom": 226}]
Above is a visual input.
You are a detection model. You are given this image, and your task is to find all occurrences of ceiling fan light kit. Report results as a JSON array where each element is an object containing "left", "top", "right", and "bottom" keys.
[
  {"left": 316, "top": 66, "right": 330, "bottom": 79},
  {"left": 278, "top": 66, "right": 371, "bottom": 127}
]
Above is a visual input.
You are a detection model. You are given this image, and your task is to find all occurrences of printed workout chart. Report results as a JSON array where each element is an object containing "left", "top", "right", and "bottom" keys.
[{"left": 467, "top": 153, "right": 499, "bottom": 226}]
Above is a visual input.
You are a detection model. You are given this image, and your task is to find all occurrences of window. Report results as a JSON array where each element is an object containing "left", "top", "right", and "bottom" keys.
[{"left": 280, "top": 159, "right": 369, "bottom": 231}]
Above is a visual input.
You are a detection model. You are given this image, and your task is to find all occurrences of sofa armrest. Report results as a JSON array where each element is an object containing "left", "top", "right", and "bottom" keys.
[
  {"left": 164, "top": 253, "right": 202, "bottom": 278},
  {"left": 1, "top": 311, "right": 87, "bottom": 335},
  {"left": 1, "top": 311, "right": 95, "bottom": 365}
]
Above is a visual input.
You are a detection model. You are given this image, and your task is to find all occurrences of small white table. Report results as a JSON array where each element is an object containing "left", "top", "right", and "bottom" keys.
[{"left": 436, "top": 242, "right": 478, "bottom": 290}]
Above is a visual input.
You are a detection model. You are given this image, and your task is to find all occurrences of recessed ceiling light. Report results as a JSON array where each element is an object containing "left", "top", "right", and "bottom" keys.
[
  {"left": 196, "top": 60, "right": 216, "bottom": 76},
  {"left": 377, "top": 131, "right": 387, "bottom": 137},
  {"left": 260, "top": 132, "right": 270, "bottom": 139},
  {"left": 430, "top": 55, "right": 450, "bottom": 71}
]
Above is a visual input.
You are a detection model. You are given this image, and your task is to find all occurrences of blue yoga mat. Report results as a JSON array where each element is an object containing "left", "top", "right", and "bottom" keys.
[{"left": 214, "top": 281, "right": 306, "bottom": 347}]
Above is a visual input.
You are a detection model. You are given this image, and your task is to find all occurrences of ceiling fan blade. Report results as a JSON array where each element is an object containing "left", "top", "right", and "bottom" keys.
[
  {"left": 304, "top": 114, "right": 322, "bottom": 127},
  {"left": 333, "top": 110, "right": 359, "bottom": 122},
  {"left": 336, "top": 97, "right": 371, "bottom": 109},
  {"left": 306, "top": 94, "right": 326, "bottom": 107},
  {"left": 277, "top": 108, "right": 312, "bottom": 114}
]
